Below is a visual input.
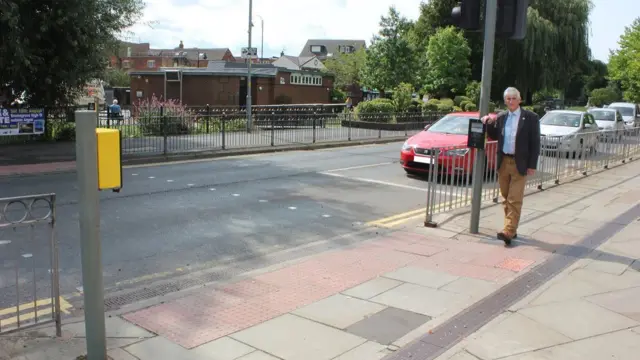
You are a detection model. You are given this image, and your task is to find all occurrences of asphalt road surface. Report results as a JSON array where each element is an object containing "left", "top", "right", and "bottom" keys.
[{"left": 0, "top": 136, "right": 636, "bottom": 326}]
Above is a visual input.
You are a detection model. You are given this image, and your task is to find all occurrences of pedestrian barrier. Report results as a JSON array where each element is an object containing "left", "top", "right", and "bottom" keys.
[
  {"left": 422, "top": 127, "right": 640, "bottom": 226},
  {"left": 0, "top": 193, "right": 62, "bottom": 336}
]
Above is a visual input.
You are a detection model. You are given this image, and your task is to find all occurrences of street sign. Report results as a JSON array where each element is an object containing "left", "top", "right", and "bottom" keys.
[{"left": 241, "top": 47, "right": 258, "bottom": 58}]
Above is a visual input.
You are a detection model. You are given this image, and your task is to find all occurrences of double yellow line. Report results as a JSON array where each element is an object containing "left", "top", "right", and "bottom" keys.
[{"left": 366, "top": 197, "right": 472, "bottom": 228}]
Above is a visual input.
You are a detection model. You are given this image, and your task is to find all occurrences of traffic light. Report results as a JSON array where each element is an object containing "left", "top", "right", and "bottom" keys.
[
  {"left": 496, "top": 0, "right": 529, "bottom": 39},
  {"left": 451, "top": 0, "right": 482, "bottom": 31}
]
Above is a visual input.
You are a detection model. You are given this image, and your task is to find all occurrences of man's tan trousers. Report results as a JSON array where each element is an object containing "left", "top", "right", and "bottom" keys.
[{"left": 497, "top": 156, "right": 527, "bottom": 234}]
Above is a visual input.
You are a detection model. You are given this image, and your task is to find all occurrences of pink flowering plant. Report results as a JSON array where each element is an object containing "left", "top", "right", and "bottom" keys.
[{"left": 134, "top": 94, "right": 197, "bottom": 135}]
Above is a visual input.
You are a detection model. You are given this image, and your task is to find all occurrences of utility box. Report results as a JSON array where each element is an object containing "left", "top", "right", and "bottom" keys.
[{"left": 96, "top": 128, "right": 122, "bottom": 192}]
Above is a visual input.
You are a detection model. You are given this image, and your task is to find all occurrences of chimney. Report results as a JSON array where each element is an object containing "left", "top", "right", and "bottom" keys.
[{"left": 178, "top": 40, "right": 184, "bottom": 49}]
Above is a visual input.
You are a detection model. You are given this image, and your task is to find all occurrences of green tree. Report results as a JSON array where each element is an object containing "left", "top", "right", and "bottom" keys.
[
  {"left": 361, "top": 6, "right": 416, "bottom": 96},
  {"left": 492, "top": 0, "right": 593, "bottom": 103},
  {"left": 103, "top": 68, "right": 131, "bottom": 87},
  {"left": 608, "top": 18, "right": 640, "bottom": 103},
  {"left": 392, "top": 82, "right": 414, "bottom": 112},
  {"left": 0, "top": 0, "right": 144, "bottom": 106},
  {"left": 323, "top": 48, "right": 367, "bottom": 89},
  {"left": 423, "top": 27, "right": 471, "bottom": 98}
]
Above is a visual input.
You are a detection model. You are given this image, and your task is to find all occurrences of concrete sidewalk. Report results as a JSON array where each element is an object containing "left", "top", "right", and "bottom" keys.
[{"left": 1, "top": 160, "right": 639, "bottom": 360}]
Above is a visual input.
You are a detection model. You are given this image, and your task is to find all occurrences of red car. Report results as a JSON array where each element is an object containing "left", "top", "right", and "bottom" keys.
[{"left": 400, "top": 112, "right": 498, "bottom": 177}]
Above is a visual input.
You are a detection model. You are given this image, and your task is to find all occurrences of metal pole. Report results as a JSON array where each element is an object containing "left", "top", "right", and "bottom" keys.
[
  {"left": 246, "top": 0, "right": 253, "bottom": 132},
  {"left": 261, "top": 18, "right": 264, "bottom": 59},
  {"left": 75, "top": 110, "right": 107, "bottom": 359},
  {"left": 470, "top": 0, "right": 498, "bottom": 234}
]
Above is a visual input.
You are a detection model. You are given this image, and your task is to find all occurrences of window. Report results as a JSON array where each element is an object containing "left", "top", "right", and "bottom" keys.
[
  {"left": 310, "top": 45, "right": 324, "bottom": 53},
  {"left": 122, "top": 60, "right": 131, "bottom": 68},
  {"left": 147, "top": 60, "right": 155, "bottom": 68},
  {"left": 290, "top": 73, "right": 322, "bottom": 86},
  {"left": 339, "top": 45, "right": 354, "bottom": 53}
]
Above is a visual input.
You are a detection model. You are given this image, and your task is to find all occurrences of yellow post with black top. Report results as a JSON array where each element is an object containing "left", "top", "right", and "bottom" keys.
[{"left": 95, "top": 128, "right": 122, "bottom": 192}]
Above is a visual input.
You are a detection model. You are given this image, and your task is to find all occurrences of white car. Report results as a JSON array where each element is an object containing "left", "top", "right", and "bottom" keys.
[
  {"left": 587, "top": 108, "right": 625, "bottom": 141},
  {"left": 607, "top": 102, "right": 640, "bottom": 132},
  {"left": 539, "top": 110, "right": 599, "bottom": 158}
]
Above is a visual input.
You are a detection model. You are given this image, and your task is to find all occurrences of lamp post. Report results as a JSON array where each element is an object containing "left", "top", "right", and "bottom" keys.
[{"left": 246, "top": 0, "right": 253, "bottom": 132}]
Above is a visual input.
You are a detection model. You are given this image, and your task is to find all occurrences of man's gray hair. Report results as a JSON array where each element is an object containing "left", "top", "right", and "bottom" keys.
[{"left": 503, "top": 87, "right": 521, "bottom": 100}]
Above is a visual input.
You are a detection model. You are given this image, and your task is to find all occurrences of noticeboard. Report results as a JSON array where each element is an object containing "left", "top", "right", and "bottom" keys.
[{"left": 0, "top": 108, "right": 45, "bottom": 136}]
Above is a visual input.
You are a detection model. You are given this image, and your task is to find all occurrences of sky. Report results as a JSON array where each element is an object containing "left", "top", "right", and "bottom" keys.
[{"left": 123, "top": 0, "right": 637, "bottom": 63}]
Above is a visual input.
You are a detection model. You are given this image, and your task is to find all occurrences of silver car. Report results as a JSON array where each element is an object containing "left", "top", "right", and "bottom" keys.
[{"left": 587, "top": 108, "right": 625, "bottom": 141}]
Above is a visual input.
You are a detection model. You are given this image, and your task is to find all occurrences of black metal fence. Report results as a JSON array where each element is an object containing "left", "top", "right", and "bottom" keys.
[{"left": 1, "top": 104, "right": 448, "bottom": 157}]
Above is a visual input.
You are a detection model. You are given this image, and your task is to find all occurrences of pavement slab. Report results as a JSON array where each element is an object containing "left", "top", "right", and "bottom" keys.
[
  {"left": 464, "top": 312, "right": 572, "bottom": 360},
  {"left": 585, "top": 287, "right": 640, "bottom": 322},
  {"left": 332, "top": 340, "right": 391, "bottom": 360},
  {"left": 341, "top": 277, "right": 403, "bottom": 300},
  {"left": 517, "top": 299, "right": 639, "bottom": 340},
  {"left": 370, "top": 283, "right": 472, "bottom": 318},
  {"left": 291, "top": 294, "right": 386, "bottom": 329},
  {"left": 344, "top": 307, "right": 430, "bottom": 345},
  {"left": 229, "top": 314, "right": 366, "bottom": 360}
]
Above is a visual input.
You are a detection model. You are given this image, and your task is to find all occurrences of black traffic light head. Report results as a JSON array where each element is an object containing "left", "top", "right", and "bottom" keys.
[
  {"left": 497, "top": 0, "right": 529, "bottom": 39},
  {"left": 451, "top": 0, "right": 482, "bottom": 31}
]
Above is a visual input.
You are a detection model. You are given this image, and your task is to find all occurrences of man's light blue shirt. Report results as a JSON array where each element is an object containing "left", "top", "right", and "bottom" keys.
[{"left": 502, "top": 107, "right": 521, "bottom": 154}]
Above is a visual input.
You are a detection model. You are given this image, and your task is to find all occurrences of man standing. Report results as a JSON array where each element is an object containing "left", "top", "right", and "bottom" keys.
[{"left": 481, "top": 87, "right": 540, "bottom": 245}]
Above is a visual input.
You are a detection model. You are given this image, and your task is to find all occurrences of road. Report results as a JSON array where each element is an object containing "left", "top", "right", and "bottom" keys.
[{"left": 0, "top": 136, "right": 635, "bottom": 326}]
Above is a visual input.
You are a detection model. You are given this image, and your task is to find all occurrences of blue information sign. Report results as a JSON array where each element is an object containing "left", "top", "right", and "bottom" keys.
[{"left": 0, "top": 108, "right": 45, "bottom": 136}]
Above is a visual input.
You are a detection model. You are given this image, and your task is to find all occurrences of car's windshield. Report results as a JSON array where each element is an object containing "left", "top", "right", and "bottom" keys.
[
  {"left": 427, "top": 115, "right": 472, "bottom": 135},
  {"left": 540, "top": 113, "right": 581, "bottom": 127},
  {"left": 608, "top": 106, "right": 633, "bottom": 117},
  {"left": 589, "top": 110, "right": 615, "bottom": 121}
]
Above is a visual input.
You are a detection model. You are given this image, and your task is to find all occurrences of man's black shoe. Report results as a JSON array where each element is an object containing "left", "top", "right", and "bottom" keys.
[{"left": 497, "top": 232, "right": 512, "bottom": 246}]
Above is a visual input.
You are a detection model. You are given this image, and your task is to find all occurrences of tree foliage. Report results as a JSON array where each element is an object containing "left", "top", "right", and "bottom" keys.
[
  {"left": 423, "top": 26, "right": 471, "bottom": 97},
  {"left": 608, "top": 17, "right": 640, "bottom": 103},
  {"left": 360, "top": 6, "right": 415, "bottom": 95},
  {"left": 0, "top": 0, "right": 144, "bottom": 106},
  {"left": 323, "top": 48, "right": 366, "bottom": 89}
]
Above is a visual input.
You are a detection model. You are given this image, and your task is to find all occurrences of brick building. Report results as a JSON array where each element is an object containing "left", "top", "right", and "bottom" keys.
[
  {"left": 129, "top": 60, "right": 334, "bottom": 106},
  {"left": 110, "top": 41, "right": 236, "bottom": 72}
]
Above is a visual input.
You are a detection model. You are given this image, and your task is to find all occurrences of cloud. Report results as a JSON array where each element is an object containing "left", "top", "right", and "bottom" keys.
[{"left": 123, "top": 0, "right": 422, "bottom": 56}]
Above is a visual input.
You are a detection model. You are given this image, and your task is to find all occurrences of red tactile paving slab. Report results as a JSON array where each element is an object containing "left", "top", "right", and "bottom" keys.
[
  {"left": 496, "top": 257, "right": 536, "bottom": 272},
  {"left": 0, "top": 161, "right": 76, "bottom": 176},
  {"left": 123, "top": 235, "right": 423, "bottom": 349}
]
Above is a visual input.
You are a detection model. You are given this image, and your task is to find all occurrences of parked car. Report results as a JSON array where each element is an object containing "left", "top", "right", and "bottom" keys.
[
  {"left": 400, "top": 112, "right": 498, "bottom": 177},
  {"left": 539, "top": 110, "right": 599, "bottom": 158},
  {"left": 607, "top": 102, "right": 640, "bottom": 133},
  {"left": 587, "top": 107, "right": 625, "bottom": 141}
]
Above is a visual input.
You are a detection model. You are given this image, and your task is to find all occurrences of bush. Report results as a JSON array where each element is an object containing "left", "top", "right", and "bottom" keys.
[
  {"left": 459, "top": 100, "right": 471, "bottom": 110},
  {"left": 422, "top": 99, "right": 440, "bottom": 111},
  {"left": 408, "top": 98, "right": 422, "bottom": 113},
  {"left": 589, "top": 87, "right": 619, "bottom": 107},
  {"left": 438, "top": 98, "right": 455, "bottom": 107},
  {"left": 356, "top": 98, "right": 395, "bottom": 114},
  {"left": 488, "top": 102, "right": 496, "bottom": 113},
  {"left": 454, "top": 96, "right": 471, "bottom": 106},
  {"left": 392, "top": 82, "right": 415, "bottom": 112},
  {"left": 464, "top": 103, "right": 478, "bottom": 111},
  {"left": 134, "top": 95, "right": 197, "bottom": 136},
  {"left": 437, "top": 103, "right": 453, "bottom": 112},
  {"left": 46, "top": 119, "right": 76, "bottom": 141},
  {"left": 453, "top": 106, "right": 463, "bottom": 112}
]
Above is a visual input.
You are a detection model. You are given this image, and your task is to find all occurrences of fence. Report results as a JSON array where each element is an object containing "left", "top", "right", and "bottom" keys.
[
  {"left": 0, "top": 194, "right": 62, "bottom": 336},
  {"left": 419, "top": 127, "right": 640, "bottom": 226},
  {"left": 1, "top": 104, "right": 447, "bottom": 158},
  {"left": 90, "top": 109, "right": 445, "bottom": 156}
]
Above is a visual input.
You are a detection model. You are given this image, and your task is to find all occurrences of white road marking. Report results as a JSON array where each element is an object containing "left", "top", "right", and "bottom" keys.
[
  {"left": 188, "top": 184, "right": 195, "bottom": 187},
  {"left": 0, "top": 240, "right": 11, "bottom": 245},
  {"left": 167, "top": 180, "right": 174, "bottom": 183},
  {"left": 322, "top": 214, "right": 331, "bottom": 218},
  {"left": 132, "top": 173, "right": 138, "bottom": 176},
  {"left": 259, "top": 199, "right": 268, "bottom": 202},
  {"left": 323, "top": 162, "right": 393, "bottom": 173},
  {"left": 148, "top": 176, "right": 155, "bottom": 179},
  {"left": 22, "top": 254, "right": 33, "bottom": 258},
  {"left": 288, "top": 207, "right": 297, "bottom": 210},
  {"left": 319, "top": 171, "right": 437, "bottom": 193},
  {"left": 232, "top": 194, "right": 240, "bottom": 197},
  {"left": 210, "top": 188, "right": 216, "bottom": 191}
]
